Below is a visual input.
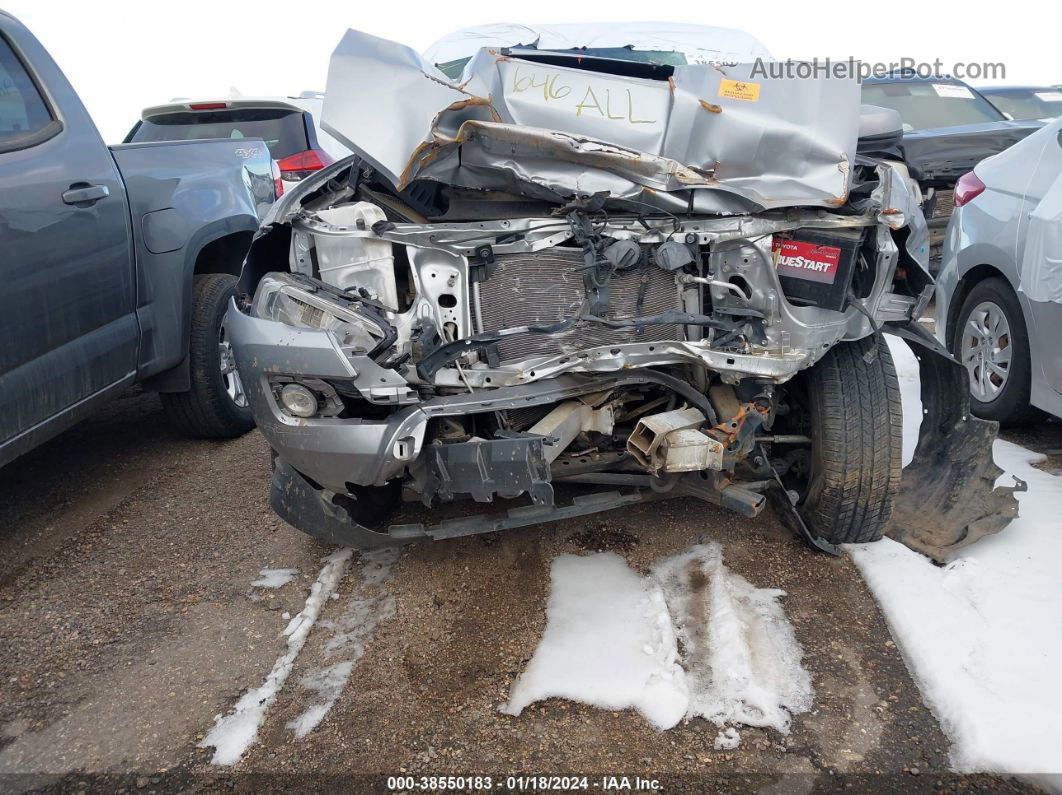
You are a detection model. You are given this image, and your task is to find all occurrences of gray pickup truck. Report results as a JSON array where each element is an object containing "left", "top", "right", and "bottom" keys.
[{"left": 0, "top": 10, "right": 275, "bottom": 467}]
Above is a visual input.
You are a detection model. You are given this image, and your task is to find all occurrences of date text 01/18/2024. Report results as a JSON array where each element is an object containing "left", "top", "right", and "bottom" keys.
[{"left": 385, "top": 775, "right": 663, "bottom": 791}]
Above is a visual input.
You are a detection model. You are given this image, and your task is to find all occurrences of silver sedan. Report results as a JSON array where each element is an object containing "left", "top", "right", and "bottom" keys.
[{"left": 935, "top": 117, "right": 1062, "bottom": 423}]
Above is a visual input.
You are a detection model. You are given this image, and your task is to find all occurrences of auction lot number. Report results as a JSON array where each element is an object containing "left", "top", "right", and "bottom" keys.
[{"left": 386, "top": 775, "right": 594, "bottom": 791}]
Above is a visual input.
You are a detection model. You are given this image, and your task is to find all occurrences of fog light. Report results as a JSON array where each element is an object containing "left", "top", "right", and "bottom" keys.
[{"left": 279, "top": 383, "right": 318, "bottom": 418}]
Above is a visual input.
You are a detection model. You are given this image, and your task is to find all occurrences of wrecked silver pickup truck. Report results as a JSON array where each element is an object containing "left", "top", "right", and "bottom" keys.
[{"left": 230, "top": 24, "right": 1018, "bottom": 561}]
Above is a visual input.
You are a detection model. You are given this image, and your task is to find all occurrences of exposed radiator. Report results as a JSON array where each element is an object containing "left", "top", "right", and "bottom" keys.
[{"left": 473, "top": 247, "right": 681, "bottom": 362}]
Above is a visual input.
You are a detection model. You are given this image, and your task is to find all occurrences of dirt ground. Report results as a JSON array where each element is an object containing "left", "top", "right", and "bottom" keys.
[{"left": 0, "top": 388, "right": 1046, "bottom": 793}]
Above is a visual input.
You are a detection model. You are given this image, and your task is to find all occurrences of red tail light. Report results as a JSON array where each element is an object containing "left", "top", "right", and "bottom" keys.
[
  {"left": 188, "top": 102, "right": 227, "bottom": 110},
  {"left": 271, "top": 160, "right": 284, "bottom": 199},
  {"left": 275, "top": 149, "right": 335, "bottom": 181},
  {"left": 953, "top": 170, "right": 986, "bottom": 207}
]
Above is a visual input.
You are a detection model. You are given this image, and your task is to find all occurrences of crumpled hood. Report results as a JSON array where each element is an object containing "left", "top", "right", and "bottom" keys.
[{"left": 321, "top": 28, "right": 863, "bottom": 214}]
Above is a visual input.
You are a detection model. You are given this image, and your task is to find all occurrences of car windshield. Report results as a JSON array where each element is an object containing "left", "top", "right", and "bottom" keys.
[
  {"left": 860, "top": 82, "right": 1005, "bottom": 131},
  {"left": 436, "top": 48, "right": 687, "bottom": 79},
  {"left": 983, "top": 89, "right": 1062, "bottom": 120},
  {"left": 128, "top": 108, "right": 309, "bottom": 159}
]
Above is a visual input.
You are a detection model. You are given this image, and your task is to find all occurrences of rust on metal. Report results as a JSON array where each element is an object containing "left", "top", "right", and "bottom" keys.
[{"left": 397, "top": 95, "right": 502, "bottom": 189}]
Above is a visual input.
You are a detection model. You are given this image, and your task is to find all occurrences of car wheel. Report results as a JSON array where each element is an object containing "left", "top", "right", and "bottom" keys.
[
  {"left": 774, "top": 335, "right": 903, "bottom": 544},
  {"left": 951, "top": 277, "right": 1045, "bottom": 426},
  {"left": 160, "top": 274, "right": 255, "bottom": 439}
]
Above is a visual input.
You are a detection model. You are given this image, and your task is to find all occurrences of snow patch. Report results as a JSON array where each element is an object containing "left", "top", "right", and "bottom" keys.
[
  {"left": 251, "top": 568, "right": 298, "bottom": 589},
  {"left": 285, "top": 661, "right": 354, "bottom": 738},
  {"left": 883, "top": 334, "right": 922, "bottom": 467},
  {"left": 714, "top": 726, "right": 741, "bottom": 750},
  {"left": 503, "top": 544, "right": 811, "bottom": 735},
  {"left": 850, "top": 341, "right": 1062, "bottom": 786},
  {"left": 199, "top": 548, "right": 352, "bottom": 765},
  {"left": 654, "top": 544, "right": 813, "bottom": 734},
  {"left": 287, "top": 547, "right": 399, "bottom": 738},
  {"left": 502, "top": 552, "right": 688, "bottom": 729}
]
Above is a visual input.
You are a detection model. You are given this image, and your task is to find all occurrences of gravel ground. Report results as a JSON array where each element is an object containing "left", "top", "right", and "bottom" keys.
[{"left": 0, "top": 388, "right": 1042, "bottom": 793}]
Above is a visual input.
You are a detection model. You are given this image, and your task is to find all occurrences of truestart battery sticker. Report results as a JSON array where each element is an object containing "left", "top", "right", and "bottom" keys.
[{"left": 772, "top": 239, "right": 842, "bottom": 284}]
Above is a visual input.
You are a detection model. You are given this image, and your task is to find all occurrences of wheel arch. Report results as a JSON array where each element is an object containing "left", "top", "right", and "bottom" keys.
[
  {"left": 945, "top": 264, "right": 1011, "bottom": 348},
  {"left": 140, "top": 221, "right": 258, "bottom": 392},
  {"left": 192, "top": 229, "right": 256, "bottom": 277}
]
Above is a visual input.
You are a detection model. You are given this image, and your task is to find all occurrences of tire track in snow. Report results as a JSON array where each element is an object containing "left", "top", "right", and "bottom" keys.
[
  {"left": 286, "top": 547, "right": 399, "bottom": 738},
  {"left": 199, "top": 548, "right": 353, "bottom": 765},
  {"left": 654, "top": 543, "right": 814, "bottom": 735},
  {"left": 503, "top": 542, "right": 813, "bottom": 741}
]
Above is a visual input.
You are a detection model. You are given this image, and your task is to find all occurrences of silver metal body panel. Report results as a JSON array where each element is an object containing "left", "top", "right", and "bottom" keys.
[
  {"left": 936, "top": 118, "right": 1062, "bottom": 417},
  {"left": 321, "top": 29, "right": 860, "bottom": 214}
]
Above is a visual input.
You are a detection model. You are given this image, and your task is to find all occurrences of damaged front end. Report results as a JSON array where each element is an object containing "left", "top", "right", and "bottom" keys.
[{"left": 229, "top": 25, "right": 1018, "bottom": 560}]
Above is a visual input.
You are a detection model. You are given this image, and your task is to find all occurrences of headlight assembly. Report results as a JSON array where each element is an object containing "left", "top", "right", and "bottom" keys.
[{"left": 251, "top": 273, "right": 394, "bottom": 357}]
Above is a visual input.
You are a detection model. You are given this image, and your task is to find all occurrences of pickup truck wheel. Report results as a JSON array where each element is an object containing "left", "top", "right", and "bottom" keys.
[
  {"left": 775, "top": 335, "right": 902, "bottom": 545},
  {"left": 951, "top": 278, "right": 1045, "bottom": 426},
  {"left": 161, "top": 274, "right": 254, "bottom": 439}
]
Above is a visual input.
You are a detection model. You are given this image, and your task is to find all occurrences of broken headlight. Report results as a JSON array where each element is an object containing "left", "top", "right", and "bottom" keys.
[{"left": 251, "top": 273, "right": 392, "bottom": 356}]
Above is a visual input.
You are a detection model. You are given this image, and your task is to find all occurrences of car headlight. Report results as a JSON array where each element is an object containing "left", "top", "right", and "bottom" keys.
[{"left": 251, "top": 273, "right": 392, "bottom": 356}]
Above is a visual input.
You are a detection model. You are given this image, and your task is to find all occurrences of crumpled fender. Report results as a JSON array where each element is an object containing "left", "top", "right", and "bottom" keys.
[{"left": 884, "top": 322, "right": 1023, "bottom": 562}]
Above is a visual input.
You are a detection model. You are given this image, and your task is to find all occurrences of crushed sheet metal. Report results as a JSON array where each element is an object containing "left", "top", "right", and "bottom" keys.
[{"left": 322, "top": 29, "right": 861, "bottom": 212}]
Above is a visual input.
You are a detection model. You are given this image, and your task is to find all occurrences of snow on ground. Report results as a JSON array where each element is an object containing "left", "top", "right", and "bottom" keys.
[
  {"left": 503, "top": 544, "right": 812, "bottom": 739},
  {"left": 251, "top": 568, "right": 298, "bottom": 589},
  {"left": 851, "top": 338, "right": 1062, "bottom": 789},
  {"left": 287, "top": 547, "right": 399, "bottom": 738},
  {"left": 654, "top": 544, "right": 813, "bottom": 734},
  {"left": 884, "top": 335, "right": 923, "bottom": 467},
  {"left": 286, "top": 661, "right": 354, "bottom": 738},
  {"left": 200, "top": 548, "right": 352, "bottom": 765},
  {"left": 714, "top": 727, "right": 741, "bottom": 750},
  {"left": 502, "top": 552, "right": 689, "bottom": 729}
]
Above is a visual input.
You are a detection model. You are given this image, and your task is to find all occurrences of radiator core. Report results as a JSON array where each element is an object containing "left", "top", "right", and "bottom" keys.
[{"left": 472, "top": 247, "right": 681, "bottom": 362}]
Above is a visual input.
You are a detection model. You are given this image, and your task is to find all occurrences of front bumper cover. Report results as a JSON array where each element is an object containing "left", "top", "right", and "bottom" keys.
[
  {"left": 270, "top": 453, "right": 656, "bottom": 549},
  {"left": 226, "top": 301, "right": 422, "bottom": 493},
  {"left": 228, "top": 301, "right": 756, "bottom": 495},
  {"left": 227, "top": 299, "right": 822, "bottom": 495}
]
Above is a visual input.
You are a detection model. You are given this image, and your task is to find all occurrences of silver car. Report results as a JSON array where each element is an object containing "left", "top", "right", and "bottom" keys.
[
  {"left": 935, "top": 117, "right": 1062, "bottom": 423},
  {"left": 229, "top": 24, "right": 1019, "bottom": 561}
]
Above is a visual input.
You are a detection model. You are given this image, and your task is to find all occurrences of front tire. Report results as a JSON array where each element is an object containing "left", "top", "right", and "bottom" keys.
[
  {"left": 778, "top": 336, "right": 903, "bottom": 544},
  {"left": 951, "top": 277, "right": 1044, "bottom": 426},
  {"left": 160, "top": 274, "right": 255, "bottom": 439}
]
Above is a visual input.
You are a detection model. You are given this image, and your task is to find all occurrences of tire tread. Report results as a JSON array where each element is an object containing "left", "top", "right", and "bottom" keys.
[
  {"left": 160, "top": 274, "right": 254, "bottom": 439},
  {"left": 804, "top": 335, "right": 902, "bottom": 544}
]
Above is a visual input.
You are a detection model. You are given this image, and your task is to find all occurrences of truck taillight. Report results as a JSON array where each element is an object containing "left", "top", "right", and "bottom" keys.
[
  {"left": 953, "top": 170, "right": 986, "bottom": 207},
  {"left": 276, "top": 149, "right": 334, "bottom": 181}
]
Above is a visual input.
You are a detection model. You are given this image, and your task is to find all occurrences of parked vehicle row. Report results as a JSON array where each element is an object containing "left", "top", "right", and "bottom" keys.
[
  {"left": 124, "top": 94, "right": 352, "bottom": 192},
  {"left": 979, "top": 86, "right": 1062, "bottom": 122},
  {"left": 860, "top": 73, "right": 1043, "bottom": 267},
  {"left": 0, "top": 10, "right": 274, "bottom": 467},
  {"left": 3, "top": 11, "right": 1054, "bottom": 564}
]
